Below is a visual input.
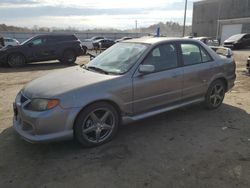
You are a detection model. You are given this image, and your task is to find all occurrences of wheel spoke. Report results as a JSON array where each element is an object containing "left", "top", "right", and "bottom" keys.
[
  {"left": 96, "top": 129, "right": 101, "bottom": 142},
  {"left": 100, "top": 111, "right": 110, "bottom": 123},
  {"left": 212, "top": 97, "right": 217, "bottom": 105},
  {"left": 217, "top": 87, "right": 223, "bottom": 94},
  {"left": 90, "top": 112, "right": 100, "bottom": 123},
  {"left": 102, "top": 123, "right": 112, "bottom": 130},
  {"left": 210, "top": 94, "right": 216, "bottom": 99},
  {"left": 83, "top": 125, "right": 96, "bottom": 134},
  {"left": 217, "top": 95, "right": 223, "bottom": 100}
]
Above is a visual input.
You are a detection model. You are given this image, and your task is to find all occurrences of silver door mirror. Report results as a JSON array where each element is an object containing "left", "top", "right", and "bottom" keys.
[{"left": 139, "top": 64, "right": 155, "bottom": 74}]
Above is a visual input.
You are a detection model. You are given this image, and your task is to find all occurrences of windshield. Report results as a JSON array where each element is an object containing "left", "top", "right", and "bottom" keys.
[
  {"left": 86, "top": 42, "right": 148, "bottom": 74},
  {"left": 227, "top": 34, "right": 245, "bottom": 41},
  {"left": 21, "top": 37, "right": 35, "bottom": 45}
]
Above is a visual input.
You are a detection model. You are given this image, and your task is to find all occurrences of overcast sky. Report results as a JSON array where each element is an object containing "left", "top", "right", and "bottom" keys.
[{"left": 0, "top": 0, "right": 200, "bottom": 30}]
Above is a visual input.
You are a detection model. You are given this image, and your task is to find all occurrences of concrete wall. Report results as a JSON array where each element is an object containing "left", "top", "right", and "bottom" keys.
[
  {"left": 192, "top": 0, "right": 250, "bottom": 37},
  {"left": 0, "top": 31, "right": 145, "bottom": 43}
]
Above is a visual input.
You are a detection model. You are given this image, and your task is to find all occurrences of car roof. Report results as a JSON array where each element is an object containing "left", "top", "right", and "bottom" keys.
[
  {"left": 124, "top": 37, "right": 194, "bottom": 44},
  {"left": 35, "top": 34, "right": 75, "bottom": 37}
]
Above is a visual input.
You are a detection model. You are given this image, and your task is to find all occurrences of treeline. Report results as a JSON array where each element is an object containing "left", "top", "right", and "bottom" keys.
[
  {"left": 135, "top": 21, "right": 192, "bottom": 37},
  {"left": 0, "top": 22, "right": 192, "bottom": 37}
]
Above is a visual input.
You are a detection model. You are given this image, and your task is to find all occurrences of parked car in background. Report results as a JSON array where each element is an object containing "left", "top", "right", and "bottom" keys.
[
  {"left": 81, "top": 36, "right": 105, "bottom": 53},
  {"left": 13, "top": 37, "right": 236, "bottom": 147},
  {"left": 223, "top": 33, "right": 250, "bottom": 49},
  {"left": 0, "top": 34, "right": 83, "bottom": 67},
  {"left": 115, "top": 37, "right": 133, "bottom": 43},
  {"left": 4, "top": 37, "right": 20, "bottom": 47},
  {"left": 183, "top": 36, "right": 193, "bottom": 39},
  {"left": 194, "top": 37, "right": 219, "bottom": 46},
  {"left": 93, "top": 39, "right": 115, "bottom": 49}
]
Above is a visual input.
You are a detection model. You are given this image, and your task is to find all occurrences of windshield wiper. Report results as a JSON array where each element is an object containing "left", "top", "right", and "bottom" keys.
[{"left": 86, "top": 66, "right": 110, "bottom": 75}]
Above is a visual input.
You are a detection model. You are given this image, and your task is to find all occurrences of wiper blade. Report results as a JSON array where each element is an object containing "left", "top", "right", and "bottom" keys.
[{"left": 87, "top": 66, "right": 109, "bottom": 74}]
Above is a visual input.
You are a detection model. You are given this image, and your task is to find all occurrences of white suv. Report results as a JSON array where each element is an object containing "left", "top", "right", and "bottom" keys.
[{"left": 4, "top": 37, "right": 20, "bottom": 47}]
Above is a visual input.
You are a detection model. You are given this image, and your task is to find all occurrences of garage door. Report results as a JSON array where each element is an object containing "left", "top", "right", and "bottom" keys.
[{"left": 221, "top": 24, "right": 242, "bottom": 43}]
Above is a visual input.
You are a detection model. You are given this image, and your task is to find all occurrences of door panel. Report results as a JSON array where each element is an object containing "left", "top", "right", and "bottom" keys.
[
  {"left": 182, "top": 62, "right": 216, "bottom": 100},
  {"left": 180, "top": 43, "right": 216, "bottom": 100},
  {"left": 30, "top": 37, "right": 56, "bottom": 61},
  {"left": 132, "top": 43, "right": 183, "bottom": 115},
  {"left": 133, "top": 68, "right": 183, "bottom": 114}
]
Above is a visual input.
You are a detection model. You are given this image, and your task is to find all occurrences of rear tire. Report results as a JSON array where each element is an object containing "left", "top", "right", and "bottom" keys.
[
  {"left": 61, "top": 50, "right": 76, "bottom": 65},
  {"left": 8, "top": 53, "right": 26, "bottom": 67},
  {"left": 204, "top": 80, "right": 226, "bottom": 110},
  {"left": 74, "top": 102, "right": 120, "bottom": 147},
  {"left": 82, "top": 46, "right": 87, "bottom": 55}
]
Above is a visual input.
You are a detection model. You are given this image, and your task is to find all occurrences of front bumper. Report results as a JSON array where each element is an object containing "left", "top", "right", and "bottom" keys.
[
  {"left": 13, "top": 92, "right": 80, "bottom": 143},
  {"left": 223, "top": 44, "right": 234, "bottom": 49}
]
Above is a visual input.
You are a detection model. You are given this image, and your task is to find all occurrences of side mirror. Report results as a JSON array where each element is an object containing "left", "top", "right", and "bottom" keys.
[{"left": 138, "top": 64, "right": 155, "bottom": 74}]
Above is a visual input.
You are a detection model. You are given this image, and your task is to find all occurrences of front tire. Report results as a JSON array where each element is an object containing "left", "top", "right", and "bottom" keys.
[
  {"left": 8, "top": 53, "right": 26, "bottom": 67},
  {"left": 74, "top": 102, "right": 120, "bottom": 147},
  {"left": 204, "top": 80, "right": 226, "bottom": 110}
]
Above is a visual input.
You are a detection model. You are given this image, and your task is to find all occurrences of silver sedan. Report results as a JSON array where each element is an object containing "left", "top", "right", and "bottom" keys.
[{"left": 13, "top": 37, "right": 236, "bottom": 147}]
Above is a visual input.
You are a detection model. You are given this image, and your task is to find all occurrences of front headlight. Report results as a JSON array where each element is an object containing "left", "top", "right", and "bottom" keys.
[{"left": 26, "top": 99, "right": 59, "bottom": 111}]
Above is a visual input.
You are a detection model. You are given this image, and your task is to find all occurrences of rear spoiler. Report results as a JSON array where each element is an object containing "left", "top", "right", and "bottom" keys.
[{"left": 210, "top": 46, "right": 233, "bottom": 58}]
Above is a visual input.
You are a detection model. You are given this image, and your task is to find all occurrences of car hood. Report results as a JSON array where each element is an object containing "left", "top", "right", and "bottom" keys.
[
  {"left": 224, "top": 39, "right": 236, "bottom": 43},
  {"left": 23, "top": 66, "right": 117, "bottom": 99}
]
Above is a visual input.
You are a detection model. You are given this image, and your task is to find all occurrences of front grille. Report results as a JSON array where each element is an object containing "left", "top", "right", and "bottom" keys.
[
  {"left": 224, "top": 42, "right": 233, "bottom": 45},
  {"left": 20, "top": 94, "right": 28, "bottom": 104}
]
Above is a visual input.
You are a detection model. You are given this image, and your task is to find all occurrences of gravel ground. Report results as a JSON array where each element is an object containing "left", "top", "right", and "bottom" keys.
[{"left": 0, "top": 51, "right": 250, "bottom": 188}]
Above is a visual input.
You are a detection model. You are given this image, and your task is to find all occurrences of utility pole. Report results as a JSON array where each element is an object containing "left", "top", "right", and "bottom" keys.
[{"left": 183, "top": 0, "right": 188, "bottom": 37}]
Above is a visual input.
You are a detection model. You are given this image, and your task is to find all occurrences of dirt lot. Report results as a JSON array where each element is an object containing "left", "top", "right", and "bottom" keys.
[{"left": 0, "top": 51, "right": 250, "bottom": 188}]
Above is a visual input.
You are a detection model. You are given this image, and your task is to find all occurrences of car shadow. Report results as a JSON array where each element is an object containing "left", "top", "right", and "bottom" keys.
[
  {"left": 0, "top": 103, "right": 250, "bottom": 186},
  {"left": 0, "top": 61, "right": 76, "bottom": 73}
]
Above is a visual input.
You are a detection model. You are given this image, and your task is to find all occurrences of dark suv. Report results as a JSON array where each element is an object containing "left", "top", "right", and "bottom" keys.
[
  {"left": 0, "top": 34, "right": 83, "bottom": 67},
  {"left": 223, "top": 33, "right": 250, "bottom": 49}
]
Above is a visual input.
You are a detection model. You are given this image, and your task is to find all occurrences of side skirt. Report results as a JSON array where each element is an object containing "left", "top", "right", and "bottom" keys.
[{"left": 122, "top": 98, "right": 204, "bottom": 124}]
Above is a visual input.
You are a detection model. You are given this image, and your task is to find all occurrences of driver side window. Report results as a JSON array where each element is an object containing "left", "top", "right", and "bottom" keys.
[
  {"left": 143, "top": 43, "right": 178, "bottom": 72},
  {"left": 30, "top": 38, "right": 46, "bottom": 46}
]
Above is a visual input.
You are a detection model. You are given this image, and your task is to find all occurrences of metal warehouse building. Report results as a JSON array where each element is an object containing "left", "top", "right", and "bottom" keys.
[{"left": 192, "top": 0, "right": 250, "bottom": 43}]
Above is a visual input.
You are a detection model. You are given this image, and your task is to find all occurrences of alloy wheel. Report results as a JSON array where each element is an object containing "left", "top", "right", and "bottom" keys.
[
  {"left": 82, "top": 108, "right": 115, "bottom": 143},
  {"left": 209, "top": 84, "right": 225, "bottom": 107}
]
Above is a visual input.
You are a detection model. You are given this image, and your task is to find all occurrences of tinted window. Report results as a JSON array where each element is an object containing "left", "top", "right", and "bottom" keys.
[
  {"left": 30, "top": 38, "right": 47, "bottom": 46},
  {"left": 243, "top": 34, "right": 250, "bottom": 39},
  {"left": 143, "top": 43, "right": 178, "bottom": 72},
  {"left": 181, "top": 43, "right": 212, "bottom": 65}
]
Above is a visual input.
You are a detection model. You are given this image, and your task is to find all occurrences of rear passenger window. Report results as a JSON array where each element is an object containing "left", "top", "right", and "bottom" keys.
[
  {"left": 143, "top": 43, "right": 178, "bottom": 72},
  {"left": 181, "top": 43, "right": 212, "bottom": 65}
]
